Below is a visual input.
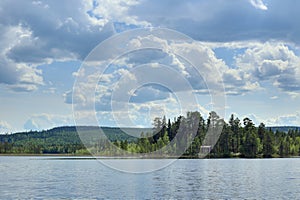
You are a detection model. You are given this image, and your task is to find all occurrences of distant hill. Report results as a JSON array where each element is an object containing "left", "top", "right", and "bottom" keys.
[
  {"left": 0, "top": 126, "right": 151, "bottom": 154},
  {"left": 0, "top": 126, "right": 151, "bottom": 142},
  {"left": 2, "top": 125, "right": 299, "bottom": 145},
  {"left": 267, "top": 126, "right": 300, "bottom": 133}
]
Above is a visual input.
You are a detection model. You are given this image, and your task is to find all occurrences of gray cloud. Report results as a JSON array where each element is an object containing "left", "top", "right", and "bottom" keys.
[
  {"left": 0, "top": 0, "right": 115, "bottom": 92},
  {"left": 234, "top": 42, "right": 300, "bottom": 93},
  {"left": 1, "top": 1, "right": 115, "bottom": 62},
  {"left": 3, "top": 0, "right": 300, "bottom": 94},
  {"left": 129, "top": 84, "right": 171, "bottom": 103},
  {"left": 129, "top": 0, "right": 300, "bottom": 44}
]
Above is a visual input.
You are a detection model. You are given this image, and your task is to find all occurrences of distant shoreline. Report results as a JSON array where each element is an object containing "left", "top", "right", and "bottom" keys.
[
  {"left": 1, "top": 153, "right": 300, "bottom": 159},
  {"left": 2, "top": 121, "right": 300, "bottom": 159}
]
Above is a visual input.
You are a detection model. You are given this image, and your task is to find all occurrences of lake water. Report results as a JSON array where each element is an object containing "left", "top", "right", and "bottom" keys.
[{"left": 1, "top": 157, "right": 300, "bottom": 199}]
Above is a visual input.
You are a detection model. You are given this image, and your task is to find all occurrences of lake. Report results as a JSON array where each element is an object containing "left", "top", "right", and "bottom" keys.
[{"left": 1, "top": 156, "right": 300, "bottom": 199}]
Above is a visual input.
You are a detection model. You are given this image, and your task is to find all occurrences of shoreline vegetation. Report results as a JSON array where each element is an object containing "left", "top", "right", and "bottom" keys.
[
  {"left": 1, "top": 111, "right": 300, "bottom": 159},
  {"left": 1, "top": 154, "right": 300, "bottom": 159}
]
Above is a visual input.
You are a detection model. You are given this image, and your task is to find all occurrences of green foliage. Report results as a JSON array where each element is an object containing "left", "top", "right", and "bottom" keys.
[
  {"left": 0, "top": 126, "right": 139, "bottom": 154},
  {"left": 1, "top": 114, "right": 300, "bottom": 158}
]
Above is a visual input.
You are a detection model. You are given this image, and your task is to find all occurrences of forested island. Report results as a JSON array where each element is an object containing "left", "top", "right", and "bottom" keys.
[{"left": 1, "top": 111, "right": 300, "bottom": 158}]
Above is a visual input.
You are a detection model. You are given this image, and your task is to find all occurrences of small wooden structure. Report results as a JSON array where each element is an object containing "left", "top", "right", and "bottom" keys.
[{"left": 199, "top": 145, "right": 212, "bottom": 158}]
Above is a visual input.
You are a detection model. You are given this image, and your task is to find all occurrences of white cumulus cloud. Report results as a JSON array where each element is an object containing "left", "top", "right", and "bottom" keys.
[
  {"left": 0, "top": 120, "right": 13, "bottom": 134},
  {"left": 249, "top": 0, "right": 268, "bottom": 10},
  {"left": 24, "top": 113, "right": 73, "bottom": 131}
]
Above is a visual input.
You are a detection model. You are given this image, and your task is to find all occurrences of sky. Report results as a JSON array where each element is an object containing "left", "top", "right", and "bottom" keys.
[{"left": 1, "top": 0, "right": 300, "bottom": 133}]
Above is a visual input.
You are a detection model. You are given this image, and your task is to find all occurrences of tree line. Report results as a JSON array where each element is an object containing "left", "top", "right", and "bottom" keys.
[
  {"left": 94, "top": 111, "right": 300, "bottom": 158},
  {"left": 1, "top": 111, "right": 300, "bottom": 158}
]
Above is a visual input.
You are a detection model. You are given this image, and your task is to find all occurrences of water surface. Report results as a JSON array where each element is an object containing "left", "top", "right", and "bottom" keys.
[{"left": 1, "top": 157, "right": 300, "bottom": 199}]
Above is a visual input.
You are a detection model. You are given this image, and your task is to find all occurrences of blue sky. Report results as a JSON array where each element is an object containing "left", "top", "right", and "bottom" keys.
[{"left": 1, "top": 0, "right": 300, "bottom": 133}]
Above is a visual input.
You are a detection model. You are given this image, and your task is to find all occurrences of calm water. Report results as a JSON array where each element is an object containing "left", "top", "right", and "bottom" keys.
[{"left": 1, "top": 157, "right": 300, "bottom": 199}]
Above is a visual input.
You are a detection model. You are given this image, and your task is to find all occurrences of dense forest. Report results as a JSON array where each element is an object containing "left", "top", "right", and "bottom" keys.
[
  {"left": 1, "top": 111, "right": 300, "bottom": 158},
  {"left": 0, "top": 127, "right": 140, "bottom": 155}
]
